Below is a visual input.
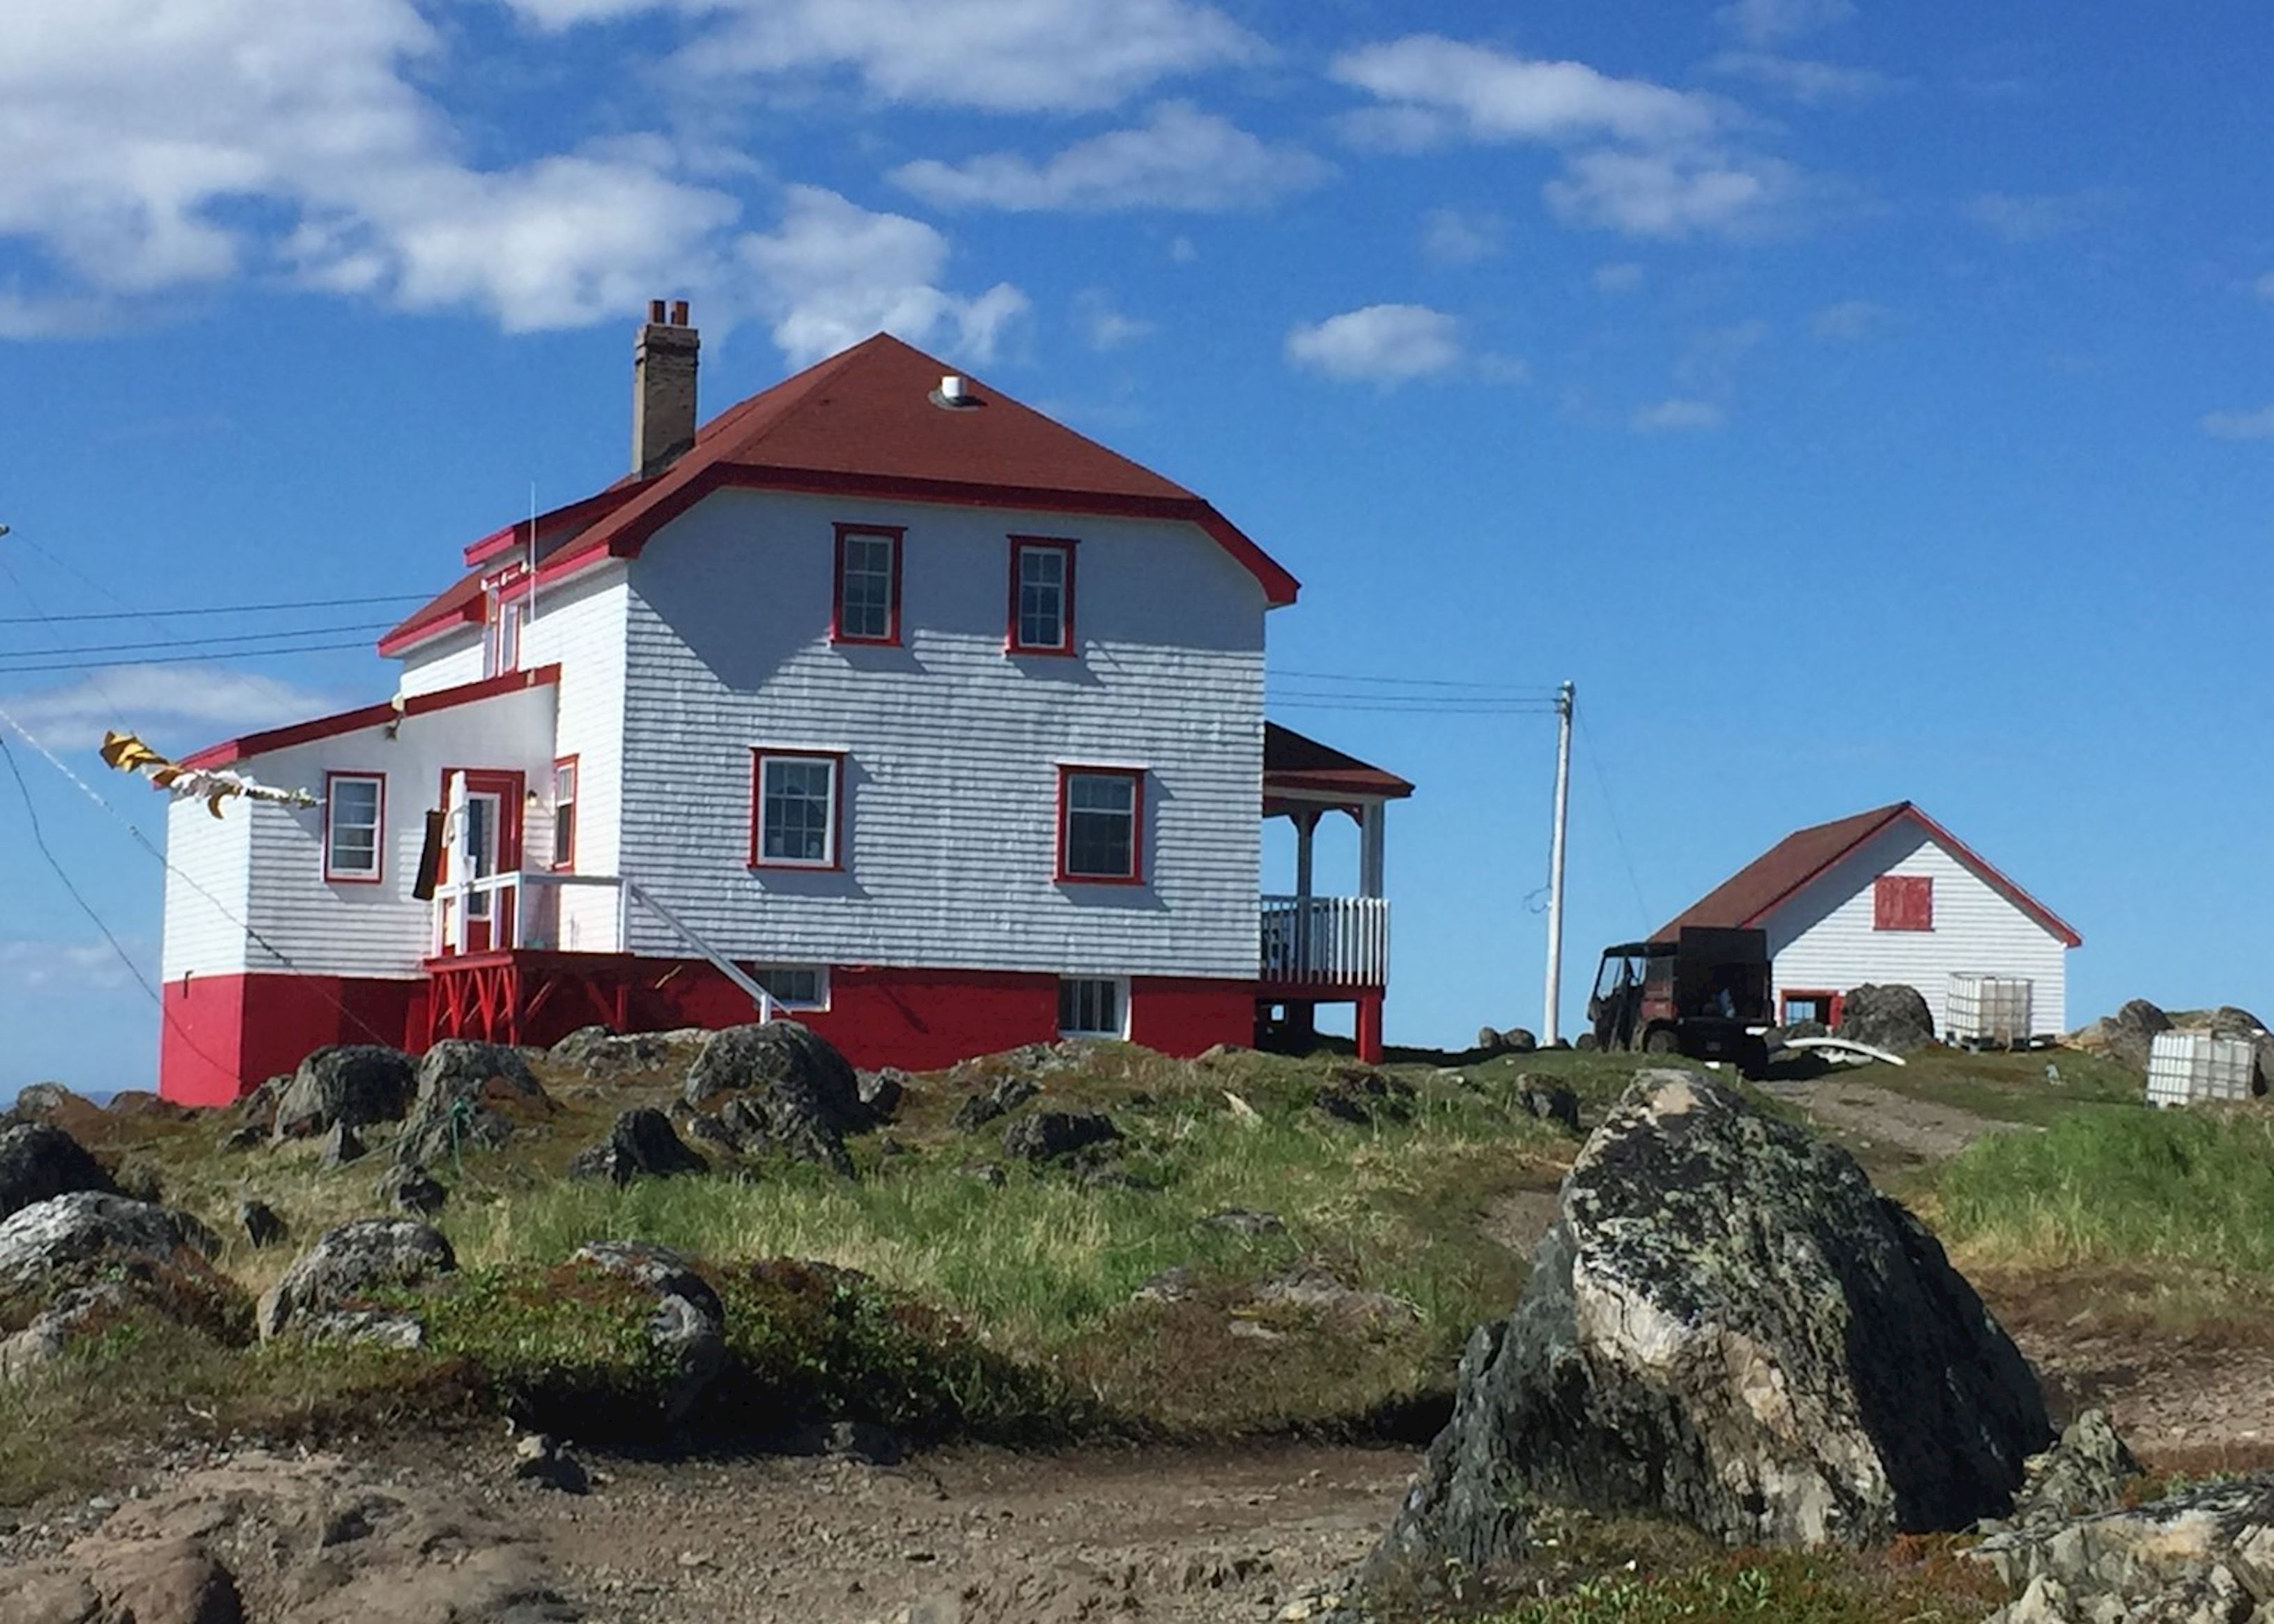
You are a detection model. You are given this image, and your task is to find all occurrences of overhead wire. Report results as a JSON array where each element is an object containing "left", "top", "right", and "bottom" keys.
[
  {"left": 0, "top": 592, "right": 426, "bottom": 626},
  {"left": 0, "top": 620, "right": 398, "bottom": 663},
  {"left": 1576, "top": 709, "right": 1654, "bottom": 936},
  {"left": 0, "top": 640, "right": 382, "bottom": 676}
]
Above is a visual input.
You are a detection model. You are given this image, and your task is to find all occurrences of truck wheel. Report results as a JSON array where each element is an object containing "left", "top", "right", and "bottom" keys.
[{"left": 1641, "top": 1027, "right": 1680, "bottom": 1055}]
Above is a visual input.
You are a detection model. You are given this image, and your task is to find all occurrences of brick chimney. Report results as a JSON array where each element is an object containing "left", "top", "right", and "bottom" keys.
[{"left": 632, "top": 298, "right": 698, "bottom": 479}]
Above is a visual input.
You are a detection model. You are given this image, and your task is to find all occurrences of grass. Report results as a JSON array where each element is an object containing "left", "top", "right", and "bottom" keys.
[
  {"left": 1931, "top": 1103, "right": 2274, "bottom": 1271},
  {"left": 1471, "top": 1545, "right": 2000, "bottom": 1623}
]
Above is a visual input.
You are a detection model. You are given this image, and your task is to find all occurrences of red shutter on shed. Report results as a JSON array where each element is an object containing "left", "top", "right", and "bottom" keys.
[{"left": 1873, "top": 875, "right": 1933, "bottom": 931}]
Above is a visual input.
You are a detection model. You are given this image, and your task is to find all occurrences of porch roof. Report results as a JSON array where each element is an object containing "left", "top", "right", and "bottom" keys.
[{"left": 1263, "top": 722, "right": 1414, "bottom": 810}]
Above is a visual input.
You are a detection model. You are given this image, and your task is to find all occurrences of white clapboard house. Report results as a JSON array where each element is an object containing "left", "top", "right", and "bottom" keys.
[
  {"left": 157, "top": 307, "right": 1411, "bottom": 1104},
  {"left": 1657, "top": 801, "right": 2080, "bottom": 1039}
]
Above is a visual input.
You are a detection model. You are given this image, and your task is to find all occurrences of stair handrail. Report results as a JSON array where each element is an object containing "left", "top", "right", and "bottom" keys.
[{"left": 619, "top": 878, "right": 778, "bottom": 1023}]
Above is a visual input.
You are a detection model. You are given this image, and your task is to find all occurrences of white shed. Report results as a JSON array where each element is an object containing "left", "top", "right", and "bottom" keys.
[{"left": 1657, "top": 802, "right": 2080, "bottom": 1039}]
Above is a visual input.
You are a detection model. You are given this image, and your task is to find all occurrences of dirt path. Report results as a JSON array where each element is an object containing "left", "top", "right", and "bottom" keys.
[
  {"left": 526, "top": 1441, "right": 1417, "bottom": 1623},
  {"left": 1759, "top": 1075, "right": 2024, "bottom": 1160}
]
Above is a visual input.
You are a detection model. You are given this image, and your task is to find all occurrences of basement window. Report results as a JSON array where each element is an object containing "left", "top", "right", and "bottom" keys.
[
  {"left": 752, "top": 964, "right": 829, "bottom": 1012},
  {"left": 1058, "top": 977, "right": 1127, "bottom": 1039}
]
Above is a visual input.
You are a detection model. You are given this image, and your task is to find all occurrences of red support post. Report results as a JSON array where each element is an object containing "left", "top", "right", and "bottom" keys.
[{"left": 1356, "top": 992, "right": 1384, "bottom": 1065}]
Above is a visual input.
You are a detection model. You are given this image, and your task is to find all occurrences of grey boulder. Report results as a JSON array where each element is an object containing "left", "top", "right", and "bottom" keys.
[
  {"left": 257, "top": 1218, "right": 456, "bottom": 1342},
  {"left": 0, "top": 1121, "right": 120, "bottom": 1221},
  {"left": 395, "top": 1039, "right": 548, "bottom": 1166},
  {"left": 271, "top": 1044, "right": 417, "bottom": 1140},
  {"left": 1001, "top": 1110, "right": 1120, "bottom": 1163},
  {"left": 570, "top": 1239, "right": 726, "bottom": 1423},
  {"left": 1973, "top": 1472, "right": 2274, "bottom": 1623},
  {"left": 1836, "top": 984, "right": 1937, "bottom": 1053},
  {"left": 1368, "top": 1069, "right": 2050, "bottom": 1589},
  {"left": 683, "top": 1021, "right": 870, "bottom": 1175},
  {"left": 568, "top": 1108, "right": 708, "bottom": 1185}
]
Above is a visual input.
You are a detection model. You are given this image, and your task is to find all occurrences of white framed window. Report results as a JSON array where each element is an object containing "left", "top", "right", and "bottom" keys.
[
  {"left": 323, "top": 772, "right": 385, "bottom": 883},
  {"left": 753, "top": 964, "right": 830, "bottom": 1011},
  {"left": 750, "top": 749, "right": 843, "bottom": 869},
  {"left": 486, "top": 591, "right": 526, "bottom": 676},
  {"left": 1058, "top": 977, "right": 1127, "bottom": 1039},
  {"left": 1008, "top": 536, "right": 1076, "bottom": 654}
]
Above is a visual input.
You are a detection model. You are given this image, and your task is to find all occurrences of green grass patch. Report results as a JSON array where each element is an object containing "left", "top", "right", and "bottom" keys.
[
  {"left": 1933, "top": 1104, "right": 2274, "bottom": 1271},
  {"left": 1474, "top": 1545, "right": 2000, "bottom": 1623}
]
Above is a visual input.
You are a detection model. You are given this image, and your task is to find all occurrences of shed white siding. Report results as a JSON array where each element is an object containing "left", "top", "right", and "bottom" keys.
[
  {"left": 160, "top": 798, "right": 254, "bottom": 978},
  {"left": 226, "top": 684, "right": 559, "bottom": 979},
  {"left": 1763, "top": 821, "right": 2068, "bottom": 1036},
  {"left": 398, "top": 628, "right": 486, "bottom": 697},
  {"left": 615, "top": 489, "right": 1267, "bottom": 980},
  {"left": 518, "top": 568, "right": 628, "bottom": 948}
]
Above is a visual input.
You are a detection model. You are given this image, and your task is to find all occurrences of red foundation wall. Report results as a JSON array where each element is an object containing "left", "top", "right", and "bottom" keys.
[{"left": 160, "top": 973, "right": 421, "bottom": 1106}]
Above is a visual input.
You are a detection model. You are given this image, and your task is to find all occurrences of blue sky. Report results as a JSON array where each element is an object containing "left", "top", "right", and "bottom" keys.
[{"left": 2, "top": 0, "right": 2270, "bottom": 1094}]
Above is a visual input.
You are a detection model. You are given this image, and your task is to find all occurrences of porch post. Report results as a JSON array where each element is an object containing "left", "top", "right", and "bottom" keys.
[
  {"left": 1293, "top": 809, "right": 1319, "bottom": 978},
  {"left": 1359, "top": 801, "right": 1386, "bottom": 899},
  {"left": 1356, "top": 991, "right": 1384, "bottom": 1065}
]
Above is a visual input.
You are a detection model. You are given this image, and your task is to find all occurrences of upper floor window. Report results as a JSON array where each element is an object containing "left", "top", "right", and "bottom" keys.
[
  {"left": 832, "top": 524, "right": 902, "bottom": 645},
  {"left": 1008, "top": 536, "right": 1076, "bottom": 655},
  {"left": 486, "top": 591, "right": 525, "bottom": 676},
  {"left": 1873, "top": 874, "right": 1933, "bottom": 931},
  {"left": 1058, "top": 766, "right": 1143, "bottom": 884},
  {"left": 750, "top": 748, "right": 844, "bottom": 869},
  {"left": 550, "top": 757, "right": 578, "bottom": 872},
  {"left": 323, "top": 772, "right": 385, "bottom": 883}
]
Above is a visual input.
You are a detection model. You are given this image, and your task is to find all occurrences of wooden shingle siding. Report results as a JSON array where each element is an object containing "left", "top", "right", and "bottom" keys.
[
  {"left": 1766, "top": 823, "right": 2068, "bottom": 1035},
  {"left": 519, "top": 569, "right": 627, "bottom": 948},
  {"left": 224, "top": 686, "right": 559, "bottom": 979},
  {"left": 617, "top": 490, "right": 1267, "bottom": 980},
  {"left": 160, "top": 798, "right": 253, "bottom": 977}
]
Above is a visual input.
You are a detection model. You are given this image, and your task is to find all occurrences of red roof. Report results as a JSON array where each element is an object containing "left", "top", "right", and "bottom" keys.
[
  {"left": 382, "top": 332, "right": 1297, "bottom": 653},
  {"left": 1657, "top": 801, "right": 2082, "bottom": 948},
  {"left": 1263, "top": 722, "right": 1414, "bottom": 803},
  {"left": 180, "top": 667, "right": 559, "bottom": 770}
]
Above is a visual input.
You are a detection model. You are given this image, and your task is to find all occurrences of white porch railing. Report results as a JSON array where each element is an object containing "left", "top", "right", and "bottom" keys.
[
  {"left": 1259, "top": 895, "right": 1389, "bottom": 988},
  {"left": 430, "top": 872, "right": 776, "bottom": 1020}
]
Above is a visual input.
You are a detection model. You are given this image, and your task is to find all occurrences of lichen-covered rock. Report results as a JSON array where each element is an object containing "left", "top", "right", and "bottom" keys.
[
  {"left": 376, "top": 1162, "right": 448, "bottom": 1216},
  {"left": 567, "top": 1108, "right": 708, "bottom": 1185},
  {"left": 1972, "top": 1472, "right": 2274, "bottom": 1623},
  {"left": 716, "top": 1094, "right": 854, "bottom": 1177},
  {"left": 1313, "top": 1069, "right": 1414, "bottom": 1126},
  {"left": 238, "top": 1199, "right": 287, "bottom": 1248},
  {"left": 1367, "top": 1070, "right": 2051, "bottom": 1588},
  {"left": 1000, "top": 1109, "right": 1119, "bottom": 1163},
  {"left": 682, "top": 1021, "right": 872, "bottom": 1174},
  {"left": 257, "top": 1218, "right": 456, "bottom": 1342},
  {"left": 0, "top": 1121, "right": 120, "bottom": 1221},
  {"left": 569, "top": 1239, "right": 726, "bottom": 1423},
  {"left": 394, "top": 1040, "right": 548, "bottom": 1167},
  {"left": 1514, "top": 1077, "right": 1581, "bottom": 1131},
  {"left": 319, "top": 1120, "right": 366, "bottom": 1169},
  {"left": 1836, "top": 984, "right": 1937, "bottom": 1053},
  {"left": 5, "top": 1081, "right": 90, "bottom": 1124},
  {"left": 950, "top": 1076, "right": 1037, "bottom": 1134},
  {"left": 857, "top": 1067, "right": 911, "bottom": 1121},
  {"left": 0, "top": 1282, "right": 138, "bottom": 1382},
  {"left": 271, "top": 1045, "right": 416, "bottom": 1140},
  {"left": 0, "top": 1193, "right": 245, "bottom": 1346},
  {"left": 2007, "top": 1409, "right": 2144, "bottom": 1527},
  {"left": 550, "top": 1023, "right": 688, "bottom": 1078}
]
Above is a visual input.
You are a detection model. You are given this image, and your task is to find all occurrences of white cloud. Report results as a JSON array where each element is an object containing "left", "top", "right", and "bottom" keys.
[
  {"left": 2202, "top": 406, "right": 2274, "bottom": 442},
  {"left": 1593, "top": 261, "right": 1646, "bottom": 293},
  {"left": 1810, "top": 299, "right": 1890, "bottom": 340},
  {"left": 0, "top": 665, "right": 341, "bottom": 753},
  {"left": 739, "top": 185, "right": 1029, "bottom": 369},
  {"left": 1074, "top": 290, "right": 1153, "bottom": 350},
  {"left": 1708, "top": 52, "right": 1894, "bottom": 105},
  {"left": 2254, "top": 271, "right": 2274, "bottom": 302},
  {"left": 1963, "top": 190, "right": 2112, "bottom": 243},
  {"left": 1546, "top": 148, "right": 1801, "bottom": 239},
  {"left": 1331, "top": 35, "right": 1800, "bottom": 241},
  {"left": 1420, "top": 208, "right": 1502, "bottom": 265},
  {"left": 1331, "top": 36, "right": 1730, "bottom": 148},
  {"left": 1168, "top": 235, "right": 1199, "bottom": 263},
  {"left": 0, "top": 938, "right": 146, "bottom": 995},
  {"left": 1716, "top": 0, "right": 1857, "bottom": 47},
  {"left": 1285, "top": 304, "right": 1463, "bottom": 385},
  {"left": 1631, "top": 398, "right": 1726, "bottom": 432},
  {"left": 890, "top": 103, "right": 1328, "bottom": 212},
  {"left": 501, "top": 0, "right": 1263, "bottom": 114}
]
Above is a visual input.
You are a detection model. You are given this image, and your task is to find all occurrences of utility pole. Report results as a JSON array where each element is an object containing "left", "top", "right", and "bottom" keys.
[{"left": 1542, "top": 681, "right": 1575, "bottom": 1044}]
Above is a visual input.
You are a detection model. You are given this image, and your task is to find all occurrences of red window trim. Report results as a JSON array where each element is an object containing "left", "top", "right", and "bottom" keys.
[
  {"left": 1005, "top": 535, "right": 1078, "bottom": 656},
  {"left": 750, "top": 748, "right": 847, "bottom": 872},
  {"left": 1873, "top": 874, "right": 1934, "bottom": 932},
  {"left": 1055, "top": 764, "right": 1145, "bottom": 886},
  {"left": 1780, "top": 988, "right": 1843, "bottom": 1026},
  {"left": 322, "top": 771, "right": 387, "bottom": 886},
  {"left": 550, "top": 755, "right": 579, "bottom": 873},
  {"left": 830, "top": 523, "right": 904, "bottom": 647}
]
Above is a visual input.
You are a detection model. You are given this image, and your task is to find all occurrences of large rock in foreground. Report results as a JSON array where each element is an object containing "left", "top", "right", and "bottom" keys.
[{"left": 1370, "top": 1070, "right": 2050, "bottom": 1586}]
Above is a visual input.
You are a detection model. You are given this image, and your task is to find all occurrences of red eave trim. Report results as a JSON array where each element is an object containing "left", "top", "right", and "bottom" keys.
[
  {"left": 377, "top": 597, "right": 484, "bottom": 658},
  {"left": 1264, "top": 768, "right": 1416, "bottom": 801},
  {"left": 180, "top": 665, "right": 561, "bottom": 771},
  {"left": 1728, "top": 803, "right": 2082, "bottom": 950},
  {"left": 462, "top": 482, "right": 647, "bottom": 568},
  {"left": 564, "top": 465, "right": 1302, "bottom": 608}
]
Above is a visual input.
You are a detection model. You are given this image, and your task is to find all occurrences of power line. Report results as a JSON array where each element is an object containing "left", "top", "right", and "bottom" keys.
[
  {"left": 0, "top": 593, "right": 425, "bottom": 626},
  {"left": 1270, "top": 667, "right": 1560, "bottom": 693},
  {"left": 0, "top": 621, "right": 394, "bottom": 663},
  {"left": 1269, "top": 697, "right": 1562, "bottom": 715},
  {"left": 1576, "top": 710, "right": 1654, "bottom": 935},
  {"left": 0, "top": 639, "right": 379, "bottom": 676}
]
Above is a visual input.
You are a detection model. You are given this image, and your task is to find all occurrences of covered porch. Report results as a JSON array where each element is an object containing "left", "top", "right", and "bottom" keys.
[{"left": 1259, "top": 722, "right": 1415, "bottom": 1062}]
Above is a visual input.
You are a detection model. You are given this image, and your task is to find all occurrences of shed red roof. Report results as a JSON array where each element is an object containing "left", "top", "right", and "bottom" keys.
[
  {"left": 1263, "top": 722, "right": 1414, "bottom": 803},
  {"left": 1656, "top": 801, "right": 2081, "bottom": 948},
  {"left": 381, "top": 332, "right": 1297, "bottom": 653}
]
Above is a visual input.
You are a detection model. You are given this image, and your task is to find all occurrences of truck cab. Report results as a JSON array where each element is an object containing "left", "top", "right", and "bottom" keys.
[{"left": 1589, "top": 927, "right": 1772, "bottom": 1075}]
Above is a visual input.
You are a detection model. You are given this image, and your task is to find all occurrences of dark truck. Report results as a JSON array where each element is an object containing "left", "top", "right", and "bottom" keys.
[{"left": 1588, "top": 927, "right": 1774, "bottom": 1076}]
